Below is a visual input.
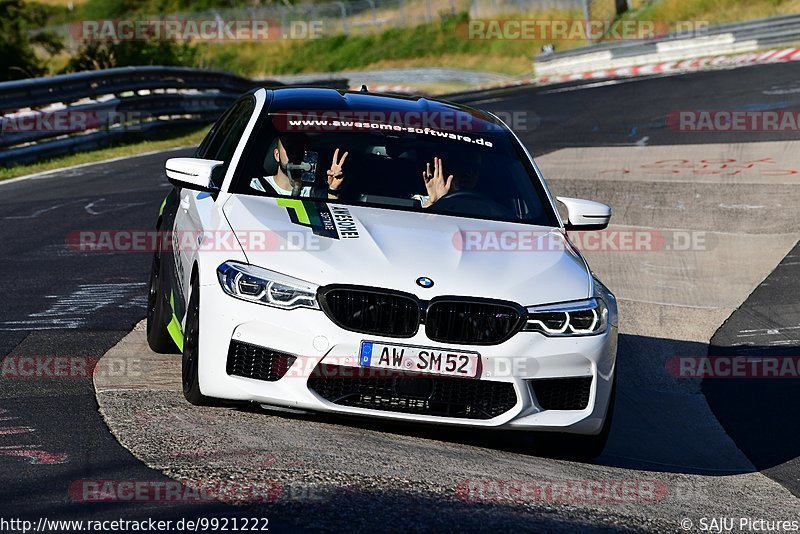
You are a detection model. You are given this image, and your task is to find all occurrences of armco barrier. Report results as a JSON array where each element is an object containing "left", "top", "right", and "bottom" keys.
[
  {"left": 534, "top": 13, "right": 800, "bottom": 77},
  {"left": 0, "top": 66, "right": 348, "bottom": 167}
]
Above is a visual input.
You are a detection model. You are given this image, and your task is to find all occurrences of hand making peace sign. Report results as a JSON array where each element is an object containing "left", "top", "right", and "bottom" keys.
[{"left": 327, "top": 148, "right": 349, "bottom": 192}]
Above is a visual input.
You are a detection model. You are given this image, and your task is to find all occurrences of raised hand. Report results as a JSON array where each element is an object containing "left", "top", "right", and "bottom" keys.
[
  {"left": 327, "top": 148, "right": 348, "bottom": 191},
  {"left": 421, "top": 157, "right": 453, "bottom": 207}
]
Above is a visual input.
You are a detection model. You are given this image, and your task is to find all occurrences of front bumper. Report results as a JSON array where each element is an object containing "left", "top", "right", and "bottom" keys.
[{"left": 198, "top": 281, "right": 618, "bottom": 434}]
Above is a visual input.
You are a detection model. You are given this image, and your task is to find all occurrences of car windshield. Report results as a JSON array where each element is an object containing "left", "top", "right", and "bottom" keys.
[{"left": 229, "top": 111, "right": 558, "bottom": 226}]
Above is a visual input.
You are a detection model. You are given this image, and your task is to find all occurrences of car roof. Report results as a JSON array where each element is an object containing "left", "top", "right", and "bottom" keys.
[{"left": 264, "top": 87, "right": 501, "bottom": 127}]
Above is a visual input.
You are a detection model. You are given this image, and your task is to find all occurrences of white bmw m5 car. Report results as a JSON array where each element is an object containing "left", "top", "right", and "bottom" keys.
[{"left": 147, "top": 87, "right": 618, "bottom": 457}]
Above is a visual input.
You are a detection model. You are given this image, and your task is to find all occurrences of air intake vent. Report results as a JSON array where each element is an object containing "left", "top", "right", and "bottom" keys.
[
  {"left": 308, "top": 364, "right": 517, "bottom": 419},
  {"left": 529, "top": 377, "right": 593, "bottom": 410},
  {"left": 226, "top": 340, "right": 296, "bottom": 382}
]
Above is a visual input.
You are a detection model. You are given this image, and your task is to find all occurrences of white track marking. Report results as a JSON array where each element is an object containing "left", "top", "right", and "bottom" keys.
[
  {"left": 0, "top": 146, "right": 194, "bottom": 188},
  {"left": 0, "top": 282, "right": 147, "bottom": 330},
  {"left": 3, "top": 198, "right": 89, "bottom": 220},
  {"left": 84, "top": 198, "right": 148, "bottom": 216}
]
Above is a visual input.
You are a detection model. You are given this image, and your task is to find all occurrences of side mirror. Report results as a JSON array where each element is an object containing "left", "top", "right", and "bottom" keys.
[
  {"left": 557, "top": 197, "right": 611, "bottom": 231},
  {"left": 165, "top": 157, "right": 224, "bottom": 192}
]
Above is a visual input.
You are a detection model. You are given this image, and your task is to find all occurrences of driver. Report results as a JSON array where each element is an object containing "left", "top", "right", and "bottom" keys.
[
  {"left": 418, "top": 154, "right": 481, "bottom": 208},
  {"left": 251, "top": 134, "right": 348, "bottom": 199}
]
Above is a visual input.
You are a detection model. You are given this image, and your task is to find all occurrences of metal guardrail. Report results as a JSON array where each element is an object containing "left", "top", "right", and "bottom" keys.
[
  {"left": 0, "top": 66, "right": 348, "bottom": 167},
  {"left": 534, "top": 13, "right": 800, "bottom": 70}
]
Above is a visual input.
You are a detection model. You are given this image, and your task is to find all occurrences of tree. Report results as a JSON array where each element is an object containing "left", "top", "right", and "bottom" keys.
[
  {"left": 0, "top": 0, "right": 63, "bottom": 81},
  {"left": 64, "top": 38, "right": 198, "bottom": 72}
]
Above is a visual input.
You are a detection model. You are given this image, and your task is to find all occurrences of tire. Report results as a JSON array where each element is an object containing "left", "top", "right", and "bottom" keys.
[
  {"left": 537, "top": 375, "right": 617, "bottom": 461},
  {"left": 182, "top": 276, "right": 217, "bottom": 406},
  {"left": 146, "top": 249, "right": 179, "bottom": 354}
]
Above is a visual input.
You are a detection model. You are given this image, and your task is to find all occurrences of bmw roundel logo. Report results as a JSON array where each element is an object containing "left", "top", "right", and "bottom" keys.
[{"left": 416, "top": 277, "right": 434, "bottom": 288}]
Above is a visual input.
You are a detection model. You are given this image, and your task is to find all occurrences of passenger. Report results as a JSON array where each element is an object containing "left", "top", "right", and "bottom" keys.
[
  {"left": 418, "top": 154, "right": 482, "bottom": 208},
  {"left": 252, "top": 134, "right": 348, "bottom": 199}
]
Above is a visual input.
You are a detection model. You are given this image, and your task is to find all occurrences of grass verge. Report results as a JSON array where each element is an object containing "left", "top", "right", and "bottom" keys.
[
  {"left": 194, "top": 1, "right": 800, "bottom": 78},
  {"left": 196, "top": 11, "right": 583, "bottom": 77}
]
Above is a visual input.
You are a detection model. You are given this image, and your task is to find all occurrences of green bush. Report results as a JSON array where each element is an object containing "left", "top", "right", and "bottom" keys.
[
  {"left": 0, "top": 0, "right": 63, "bottom": 81},
  {"left": 64, "top": 38, "right": 198, "bottom": 71},
  {"left": 76, "top": 0, "right": 280, "bottom": 20}
]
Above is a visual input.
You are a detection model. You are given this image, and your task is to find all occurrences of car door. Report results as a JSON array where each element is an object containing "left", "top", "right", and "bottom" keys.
[{"left": 173, "top": 96, "right": 257, "bottom": 308}]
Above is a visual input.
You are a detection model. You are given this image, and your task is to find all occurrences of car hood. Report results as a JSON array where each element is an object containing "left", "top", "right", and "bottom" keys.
[{"left": 222, "top": 195, "right": 591, "bottom": 306}]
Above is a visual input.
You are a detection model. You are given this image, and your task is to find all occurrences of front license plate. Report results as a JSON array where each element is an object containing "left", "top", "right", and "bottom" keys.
[{"left": 359, "top": 341, "right": 480, "bottom": 378}]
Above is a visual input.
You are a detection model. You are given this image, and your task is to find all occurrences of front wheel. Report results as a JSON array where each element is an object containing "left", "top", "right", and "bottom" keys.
[
  {"left": 182, "top": 277, "right": 217, "bottom": 406},
  {"left": 146, "top": 249, "right": 179, "bottom": 354}
]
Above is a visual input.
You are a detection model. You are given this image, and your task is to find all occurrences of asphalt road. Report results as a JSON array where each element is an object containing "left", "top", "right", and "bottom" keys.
[
  {"left": 706, "top": 240, "right": 800, "bottom": 497},
  {"left": 1, "top": 61, "right": 799, "bottom": 531},
  {"left": 450, "top": 62, "right": 800, "bottom": 152},
  {"left": 0, "top": 153, "right": 258, "bottom": 528}
]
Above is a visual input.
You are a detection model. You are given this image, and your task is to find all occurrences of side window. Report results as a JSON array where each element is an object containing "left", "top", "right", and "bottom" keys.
[
  {"left": 198, "top": 97, "right": 256, "bottom": 188},
  {"left": 195, "top": 118, "right": 223, "bottom": 159}
]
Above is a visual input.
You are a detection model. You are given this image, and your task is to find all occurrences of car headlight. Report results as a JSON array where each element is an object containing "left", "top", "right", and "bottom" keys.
[
  {"left": 592, "top": 276, "right": 618, "bottom": 328},
  {"left": 524, "top": 278, "right": 616, "bottom": 336},
  {"left": 217, "top": 261, "right": 319, "bottom": 310}
]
